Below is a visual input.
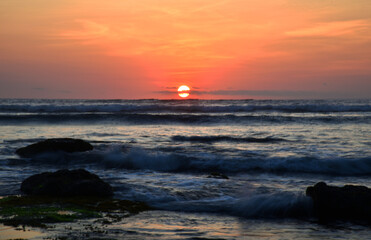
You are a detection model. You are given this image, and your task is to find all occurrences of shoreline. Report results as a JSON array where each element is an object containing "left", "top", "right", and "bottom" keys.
[{"left": 1, "top": 210, "right": 371, "bottom": 240}]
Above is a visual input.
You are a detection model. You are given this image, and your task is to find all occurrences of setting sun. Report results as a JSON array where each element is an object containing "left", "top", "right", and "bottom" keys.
[{"left": 178, "top": 85, "right": 190, "bottom": 98}]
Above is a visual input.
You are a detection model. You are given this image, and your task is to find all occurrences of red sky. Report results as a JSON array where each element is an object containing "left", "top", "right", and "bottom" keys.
[{"left": 0, "top": 0, "right": 370, "bottom": 99}]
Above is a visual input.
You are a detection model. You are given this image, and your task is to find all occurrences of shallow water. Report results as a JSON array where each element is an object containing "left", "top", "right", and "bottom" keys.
[
  {"left": 0, "top": 99, "right": 370, "bottom": 239},
  {"left": 0, "top": 224, "right": 44, "bottom": 240},
  {"left": 7, "top": 212, "right": 371, "bottom": 240}
]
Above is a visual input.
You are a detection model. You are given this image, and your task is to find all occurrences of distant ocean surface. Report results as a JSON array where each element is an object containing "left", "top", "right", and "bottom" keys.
[{"left": 0, "top": 99, "right": 370, "bottom": 239}]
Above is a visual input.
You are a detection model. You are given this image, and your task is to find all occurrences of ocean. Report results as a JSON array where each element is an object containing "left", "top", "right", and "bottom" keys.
[{"left": 0, "top": 98, "right": 370, "bottom": 239}]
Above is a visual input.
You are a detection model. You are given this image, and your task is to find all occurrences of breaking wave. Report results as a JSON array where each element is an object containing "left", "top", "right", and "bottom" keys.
[
  {"left": 231, "top": 192, "right": 313, "bottom": 219},
  {"left": 171, "top": 135, "right": 286, "bottom": 143},
  {"left": 153, "top": 192, "right": 313, "bottom": 219},
  {"left": 10, "top": 147, "right": 371, "bottom": 176},
  {"left": 0, "top": 113, "right": 369, "bottom": 124}
]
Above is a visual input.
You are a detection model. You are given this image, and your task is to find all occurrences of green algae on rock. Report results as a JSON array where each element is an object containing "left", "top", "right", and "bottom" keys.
[{"left": 0, "top": 195, "right": 152, "bottom": 228}]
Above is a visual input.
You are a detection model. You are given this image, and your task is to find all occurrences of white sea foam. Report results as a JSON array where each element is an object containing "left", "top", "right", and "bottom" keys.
[
  {"left": 100, "top": 147, "right": 190, "bottom": 171},
  {"left": 232, "top": 192, "right": 313, "bottom": 218}
]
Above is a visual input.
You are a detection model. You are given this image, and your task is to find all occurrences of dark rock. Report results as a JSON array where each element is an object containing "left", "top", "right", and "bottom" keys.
[
  {"left": 207, "top": 172, "right": 229, "bottom": 179},
  {"left": 16, "top": 138, "right": 93, "bottom": 158},
  {"left": 306, "top": 182, "right": 371, "bottom": 222},
  {"left": 21, "top": 169, "right": 113, "bottom": 197}
]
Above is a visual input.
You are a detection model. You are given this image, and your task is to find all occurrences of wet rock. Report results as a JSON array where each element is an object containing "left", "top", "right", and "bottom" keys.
[
  {"left": 16, "top": 138, "right": 93, "bottom": 158},
  {"left": 0, "top": 195, "right": 153, "bottom": 228},
  {"left": 207, "top": 172, "right": 229, "bottom": 179},
  {"left": 21, "top": 169, "right": 113, "bottom": 197},
  {"left": 306, "top": 182, "right": 371, "bottom": 222}
]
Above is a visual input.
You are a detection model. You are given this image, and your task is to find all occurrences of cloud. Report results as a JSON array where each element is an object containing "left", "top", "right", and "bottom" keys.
[
  {"left": 199, "top": 90, "right": 322, "bottom": 97},
  {"left": 57, "top": 19, "right": 109, "bottom": 41},
  {"left": 286, "top": 20, "right": 369, "bottom": 37},
  {"left": 155, "top": 89, "right": 367, "bottom": 99},
  {"left": 155, "top": 89, "right": 318, "bottom": 96},
  {"left": 192, "top": 0, "right": 230, "bottom": 13},
  {"left": 165, "top": 86, "right": 200, "bottom": 90},
  {"left": 193, "top": 90, "right": 324, "bottom": 97},
  {"left": 155, "top": 90, "right": 178, "bottom": 94}
]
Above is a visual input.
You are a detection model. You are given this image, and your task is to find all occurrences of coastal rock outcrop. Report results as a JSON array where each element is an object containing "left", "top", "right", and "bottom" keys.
[
  {"left": 21, "top": 169, "right": 113, "bottom": 197},
  {"left": 16, "top": 138, "right": 93, "bottom": 157},
  {"left": 306, "top": 182, "right": 371, "bottom": 222}
]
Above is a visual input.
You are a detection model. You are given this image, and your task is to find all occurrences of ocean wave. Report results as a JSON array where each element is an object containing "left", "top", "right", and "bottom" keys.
[
  {"left": 0, "top": 113, "right": 369, "bottom": 124},
  {"left": 117, "top": 184, "right": 313, "bottom": 219},
  {"left": 171, "top": 135, "right": 286, "bottom": 143},
  {"left": 0, "top": 99, "right": 370, "bottom": 113},
  {"left": 12, "top": 147, "right": 190, "bottom": 172},
  {"left": 232, "top": 192, "right": 313, "bottom": 219},
  {"left": 11, "top": 147, "right": 371, "bottom": 176},
  {"left": 189, "top": 155, "right": 371, "bottom": 176},
  {"left": 99, "top": 147, "right": 190, "bottom": 171},
  {"left": 153, "top": 194, "right": 313, "bottom": 219},
  {"left": 119, "top": 184, "right": 313, "bottom": 219}
]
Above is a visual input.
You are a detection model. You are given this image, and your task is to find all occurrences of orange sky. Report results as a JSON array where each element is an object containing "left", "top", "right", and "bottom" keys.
[{"left": 0, "top": 0, "right": 370, "bottom": 99}]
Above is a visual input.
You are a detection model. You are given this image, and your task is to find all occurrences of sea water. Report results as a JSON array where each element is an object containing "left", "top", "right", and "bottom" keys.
[{"left": 0, "top": 99, "right": 370, "bottom": 239}]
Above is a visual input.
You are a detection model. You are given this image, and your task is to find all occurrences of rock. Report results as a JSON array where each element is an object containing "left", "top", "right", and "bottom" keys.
[
  {"left": 0, "top": 195, "right": 153, "bottom": 228},
  {"left": 16, "top": 138, "right": 93, "bottom": 157},
  {"left": 21, "top": 169, "right": 113, "bottom": 197},
  {"left": 207, "top": 172, "right": 229, "bottom": 179},
  {"left": 306, "top": 182, "right": 371, "bottom": 222}
]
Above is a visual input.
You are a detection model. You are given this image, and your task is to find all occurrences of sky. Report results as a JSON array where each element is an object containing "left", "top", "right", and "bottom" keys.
[{"left": 0, "top": 0, "right": 370, "bottom": 99}]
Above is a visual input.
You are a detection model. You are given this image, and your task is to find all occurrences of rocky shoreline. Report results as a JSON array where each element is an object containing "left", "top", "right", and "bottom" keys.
[
  {"left": 1, "top": 139, "right": 154, "bottom": 232},
  {"left": 0, "top": 168, "right": 152, "bottom": 229}
]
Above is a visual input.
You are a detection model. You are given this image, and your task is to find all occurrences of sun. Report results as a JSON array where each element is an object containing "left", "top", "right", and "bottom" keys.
[{"left": 178, "top": 85, "right": 190, "bottom": 98}]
